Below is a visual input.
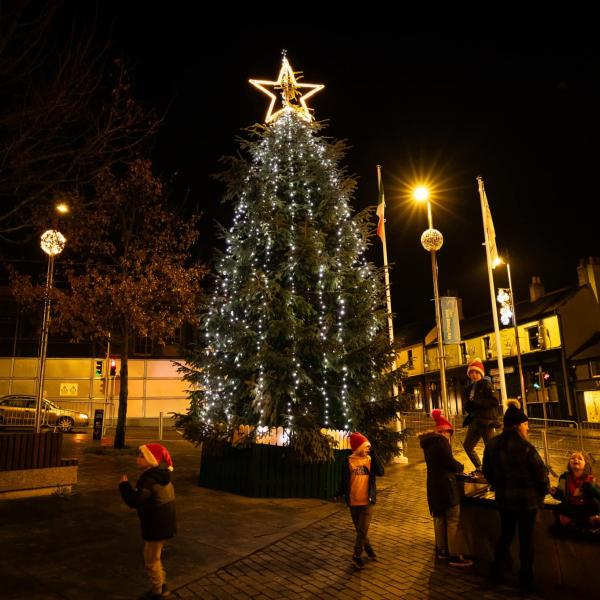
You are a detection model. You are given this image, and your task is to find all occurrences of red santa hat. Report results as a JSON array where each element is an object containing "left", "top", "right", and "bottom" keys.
[
  {"left": 431, "top": 409, "right": 454, "bottom": 434},
  {"left": 467, "top": 358, "right": 485, "bottom": 377},
  {"left": 349, "top": 432, "right": 370, "bottom": 453},
  {"left": 139, "top": 443, "right": 174, "bottom": 471}
]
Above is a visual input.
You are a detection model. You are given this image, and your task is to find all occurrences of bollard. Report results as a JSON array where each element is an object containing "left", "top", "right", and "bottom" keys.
[{"left": 159, "top": 412, "right": 163, "bottom": 441}]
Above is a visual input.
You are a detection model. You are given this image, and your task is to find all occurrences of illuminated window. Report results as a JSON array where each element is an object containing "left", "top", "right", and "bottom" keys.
[
  {"left": 483, "top": 336, "right": 492, "bottom": 358},
  {"left": 527, "top": 326, "right": 540, "bottom": 351}
]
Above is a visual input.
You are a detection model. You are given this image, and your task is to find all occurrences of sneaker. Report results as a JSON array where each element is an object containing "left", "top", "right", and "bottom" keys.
[
  {"left": 138, "top": 588, "right": 169, "bottom": 600},
  {"left": 449, "top": 555, "right": 473, "bottom": 567},
  {"left": 351, "top": 554, "right": 365, "bottom": 569},
  {"left": 436, "top": 549, "right": 450, "bottom": 560},
  {"left": 365, "top": 545, "right": 377, "bottom": 559}
]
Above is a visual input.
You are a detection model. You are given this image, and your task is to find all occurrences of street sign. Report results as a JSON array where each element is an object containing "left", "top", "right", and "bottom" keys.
[
  {"left": 60, "top": 383, "right": 79, "bottom": 396},
  {"left": 490, "top": 367, "right": 514, "bottom": 375}
]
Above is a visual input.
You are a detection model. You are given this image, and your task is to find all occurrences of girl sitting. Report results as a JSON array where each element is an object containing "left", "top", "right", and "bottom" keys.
[{"left": 551, "top": 451, "right": 600, "bottom": 528}]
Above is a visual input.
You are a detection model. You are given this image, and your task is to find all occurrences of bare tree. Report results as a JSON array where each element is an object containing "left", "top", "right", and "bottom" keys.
[
  {"left": 0, "top": 1, "right": 158, "bottom": 242},
  {"left": 12, "top": 160, "right": 207, "bottom": 448}
]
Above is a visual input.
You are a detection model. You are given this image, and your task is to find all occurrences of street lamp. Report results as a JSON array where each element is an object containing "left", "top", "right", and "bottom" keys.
[
  {"left": 494, "top": 256, "right": 527, "bottom": 413},
  {"left": 414, "top": 186, "right": 449, "bottom": 417},
  {"left": 35, "top": 229, "right": 66, "bottom": 433}
]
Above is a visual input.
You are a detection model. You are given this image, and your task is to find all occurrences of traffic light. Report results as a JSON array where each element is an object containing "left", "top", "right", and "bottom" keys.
[
  {"left": 109, "top": 359, "right": 117, "bottom": 377},
  {"left": 534, "top": 371, "right": 550, "bottom": 389},
  {"left": 95, "top": 360, "right": 103, "bottom": 377}
]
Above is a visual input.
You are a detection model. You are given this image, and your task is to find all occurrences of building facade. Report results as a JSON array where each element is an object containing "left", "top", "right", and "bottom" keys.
[{"left": 396, "top": 258, "right": 600, "bottom": 423}]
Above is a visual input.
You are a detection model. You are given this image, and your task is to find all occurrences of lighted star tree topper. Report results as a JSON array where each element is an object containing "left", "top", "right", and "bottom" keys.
[{"left": 249, "top": 51, "right": 324, "bottom": 123}]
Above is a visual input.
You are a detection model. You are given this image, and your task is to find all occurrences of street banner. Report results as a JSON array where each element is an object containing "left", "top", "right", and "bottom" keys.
[{"left": 441, "top": 296, "right": 461, "bottom": 345}]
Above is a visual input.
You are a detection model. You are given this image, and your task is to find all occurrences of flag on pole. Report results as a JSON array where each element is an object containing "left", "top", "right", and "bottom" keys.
[
  {"left": 481, "top": 187, "right": 499, "bottom": 265},
  {"left": 376, "top": 167, "right": 385, "bottom": 242}
]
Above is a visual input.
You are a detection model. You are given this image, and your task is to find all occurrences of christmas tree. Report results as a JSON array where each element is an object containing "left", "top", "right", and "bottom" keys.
[{"left": 181, "top": 55, "right": 404, "bottom": 462}]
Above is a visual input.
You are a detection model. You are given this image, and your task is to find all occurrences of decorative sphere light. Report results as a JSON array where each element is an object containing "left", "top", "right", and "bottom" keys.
[
  {"left": 420, "top": 228, "right": 443, "bottom": 252},
  {"left": 40, "top": 230, "right": 66, "bottom": 256}
]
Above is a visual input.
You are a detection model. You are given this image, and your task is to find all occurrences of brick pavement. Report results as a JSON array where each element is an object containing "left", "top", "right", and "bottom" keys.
[{"left": 170, "top": 450, "right": 550, "bottom": 600}]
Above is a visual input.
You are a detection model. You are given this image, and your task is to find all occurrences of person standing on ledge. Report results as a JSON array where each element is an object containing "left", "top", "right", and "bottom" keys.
[
  {"left": 483, "top": 399, "right": 549, "bottom": 593},
  {"left": 462, "top": 358, "right": 500, "bottom": 473}
]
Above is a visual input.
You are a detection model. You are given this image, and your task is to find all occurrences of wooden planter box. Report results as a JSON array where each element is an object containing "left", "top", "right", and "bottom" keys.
[
  {"left": 0, "top": 432, "right": 63, "bottom": 471},
  {"left": 199, "top": 443, "right": 350, "bottom": 499}
]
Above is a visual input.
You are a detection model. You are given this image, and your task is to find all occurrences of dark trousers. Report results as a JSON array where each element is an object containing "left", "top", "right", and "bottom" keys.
[
  {"left": 462, "top": 420, "right": 496, "bottom": 469},
  {"left": 349, "top": 504, "right": 374, "bottom": 556},
  {"left": 491, "top": 509, "right": 537, "bottom": 586}
]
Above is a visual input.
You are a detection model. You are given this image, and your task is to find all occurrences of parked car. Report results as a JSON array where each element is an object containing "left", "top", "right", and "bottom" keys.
[{"left": 0, "top": 395, "right": 89, "bottom": 432}]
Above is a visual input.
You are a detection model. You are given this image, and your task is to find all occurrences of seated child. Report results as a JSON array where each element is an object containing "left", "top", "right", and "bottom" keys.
[{"left": 551, "top": 450, "right": 600, "bottom": 528}]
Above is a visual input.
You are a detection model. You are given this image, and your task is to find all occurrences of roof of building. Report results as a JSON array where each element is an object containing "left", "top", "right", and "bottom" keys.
[{"left": 569, "top": 331, "right": 600, "bottom": 362}]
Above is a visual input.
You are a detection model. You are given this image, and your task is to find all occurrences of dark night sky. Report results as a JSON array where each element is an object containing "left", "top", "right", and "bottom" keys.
[{"left": 64, "top": 5, "right": 600, "bottom": 326}]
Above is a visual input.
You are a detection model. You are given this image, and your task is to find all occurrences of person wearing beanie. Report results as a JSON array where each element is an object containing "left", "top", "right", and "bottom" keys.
[
  {"left": 419, "top": 410, "right": 473, "bottom": 568},
  {"left": 482, "top": 400, "right": 549, "bottom": 592},
  {"left": 336, "top": 432, "right": 384, "bottom": 569},
  {"left": 462, "top": 358, "right": 500, "bottom": 472},
  {"left": 119, "top": 443, "right": 177, "bottom": 599}
]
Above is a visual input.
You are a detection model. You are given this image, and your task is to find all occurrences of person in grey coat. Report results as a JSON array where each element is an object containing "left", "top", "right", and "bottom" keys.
[
  {"left": 419, "top": 409, "right": 472, "bottom": 567},
  {"left": 483, "top": 400, "right": 549, "bottom": 593}
]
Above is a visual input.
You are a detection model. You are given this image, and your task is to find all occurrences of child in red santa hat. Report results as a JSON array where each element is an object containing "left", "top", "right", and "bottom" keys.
[
  {"left": 419, "top": 410, "right": 472, "bottom": 567},
  {"left": 120, "top": 443, "right": 176, "bottom": 599},
  {"left": 337, "top": 432, "right": 385, "bottom": 569}
]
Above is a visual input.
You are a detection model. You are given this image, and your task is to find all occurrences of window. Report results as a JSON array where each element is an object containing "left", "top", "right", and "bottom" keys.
[
  {"left": 134, "top": 336, "right": 153, "bottom": 356},
  {"left": 527, "top": 326, "right": 540, "bottom": 351},
  {"left": 460, "top": 342, "right": 468, "bottom": 364},
  {"left": 483, "top": 336, "right": 492, "bottom": 359},
  {"left": 407, "top": 349, "right": 414, "bottom": 369}
]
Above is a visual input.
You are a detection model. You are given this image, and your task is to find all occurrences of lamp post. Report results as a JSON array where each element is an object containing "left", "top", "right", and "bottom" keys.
[
  {"left": 494, "top": 257, "right": 527, "bottom": 413},
  {"left": 35, "top": 229, "right": 66, "bottom": 433},
  {"left": 414, "top": 186, "right": 449, "bottom": 417}
]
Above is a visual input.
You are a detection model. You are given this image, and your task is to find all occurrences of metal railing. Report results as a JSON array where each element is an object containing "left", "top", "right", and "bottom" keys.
[{"left": 400, "top": 411, "right": 600, "bottom": 469}]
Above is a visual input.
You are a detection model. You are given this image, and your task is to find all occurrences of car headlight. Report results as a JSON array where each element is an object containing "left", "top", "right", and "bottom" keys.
[{"left": 79, "top": 413, "right": 89, "bottom": 419}]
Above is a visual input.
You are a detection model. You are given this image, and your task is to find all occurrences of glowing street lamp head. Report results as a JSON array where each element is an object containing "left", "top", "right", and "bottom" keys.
[
  {"left": 55, "top": 203, "right": 69, "bottom": 214},
  {"left": 413, "top": 186, "right": 429, "bottom": 202},
  {"left": 40, "top": 230, "right": 66, "bottom": 256}
]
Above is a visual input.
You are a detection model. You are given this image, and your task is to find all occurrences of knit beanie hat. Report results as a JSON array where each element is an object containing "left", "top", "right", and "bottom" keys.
[
  {"left": 349, "top": 432, "right": 370, "bottom": 453},
  {"left": 139, "top": 443, "right": 174, "bottom": 471},
  {"left": 467, "top": 358, "right": 485, "bottom": 377},
  {"left": 431, "top": 409, "right": 453, "bottom": 434},
  {"left": 503, "top": 399, "right": 528, "bottom": 427}
]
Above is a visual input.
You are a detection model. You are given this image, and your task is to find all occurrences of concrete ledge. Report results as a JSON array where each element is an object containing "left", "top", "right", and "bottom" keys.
[
  {"left": 0, "top": 465, "right": 78, "bottom": 499},
  {"left": 460, "top": 496, "right": 598, "bottom": 595}
]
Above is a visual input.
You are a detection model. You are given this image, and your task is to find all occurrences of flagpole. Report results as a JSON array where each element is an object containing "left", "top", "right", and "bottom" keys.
[
  {"left": 377, "top": 165, "right": 396, "bottom": 354},
  {"left": 377, "top": 166, "right": 407, "bottom": 464},
  {"left": 477, "top": 176, "right": 508, "bottom": 410}
]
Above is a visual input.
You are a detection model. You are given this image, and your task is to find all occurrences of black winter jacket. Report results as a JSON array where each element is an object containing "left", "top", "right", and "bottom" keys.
[
  {"left": 337, "top": 450, "right": 384, "bottom": 506},
  {"left": 419, "top": 431, "right": 464, "bottom": 515},
  {"left": 120, "top": 467, "right": 176, "bottom": 541},
  {"left": 482, "top": 428, "right": 549, "bottom": 510},
  {"left": 463, "top": 376, "right": 500, "bottom": 425}
]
